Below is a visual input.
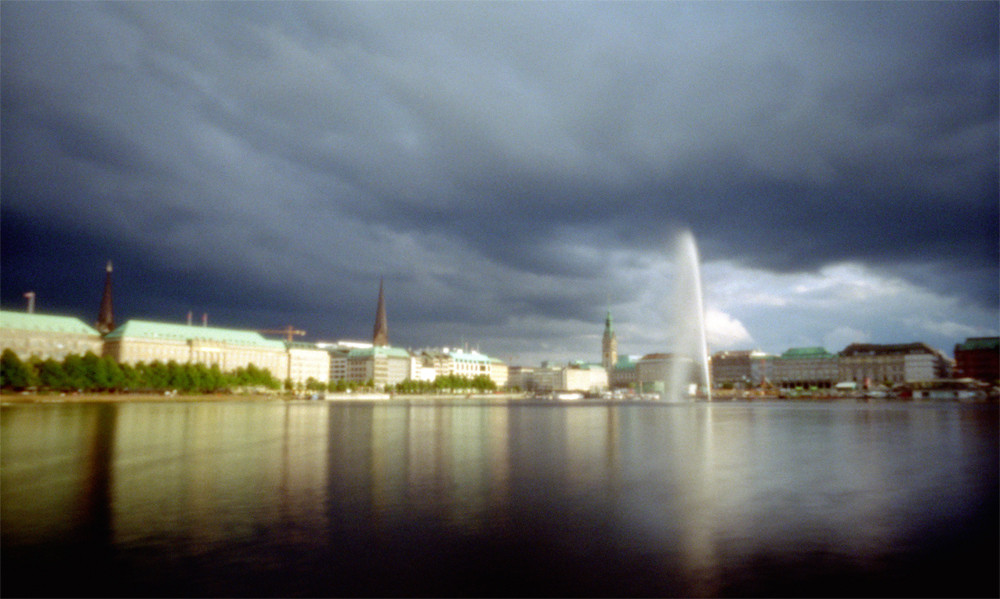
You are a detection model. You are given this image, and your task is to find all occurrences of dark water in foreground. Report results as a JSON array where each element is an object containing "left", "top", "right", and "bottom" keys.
[{"left": 2, "top": 400, "right": 997, "bottom": 597}]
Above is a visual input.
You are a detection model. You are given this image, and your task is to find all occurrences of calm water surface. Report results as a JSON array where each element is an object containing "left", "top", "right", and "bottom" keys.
[{"left": 2, "top": 400, "right": 997, "bottom": 597}]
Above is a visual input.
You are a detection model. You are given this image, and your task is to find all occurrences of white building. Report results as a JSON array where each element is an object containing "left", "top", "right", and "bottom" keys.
[
  {"left": 104, "top": 320, "right": 289, "bottom": 380},
  {"left": 285, "top": 341, "right": 331, "bottom": 388},
  {"left": 415, "top": 347, "right": 508, "bottom": 387},
  {"left": 0, "top": 310, "right": 103, "bottom": 361}
]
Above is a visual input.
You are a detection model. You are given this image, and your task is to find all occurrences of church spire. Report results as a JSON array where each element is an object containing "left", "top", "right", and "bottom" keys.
[
  {"left": 96, "top": 260, "right": 115, "bottom": 335},
  {"left": 372, "top": 277, "right": 388, "bottom": 347}
]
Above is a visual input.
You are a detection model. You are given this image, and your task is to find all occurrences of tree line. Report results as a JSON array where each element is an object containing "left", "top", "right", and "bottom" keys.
[
  {"left": 0, "top": 349, "right": 280, "bottom": 393},
  {"left": 1, "top": 349, "right": 499, "bottom": 395}
]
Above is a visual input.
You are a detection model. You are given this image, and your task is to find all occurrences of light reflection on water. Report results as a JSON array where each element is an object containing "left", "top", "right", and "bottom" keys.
[{"left": 2, "top": 400, "right": 997, "bottom": 597}]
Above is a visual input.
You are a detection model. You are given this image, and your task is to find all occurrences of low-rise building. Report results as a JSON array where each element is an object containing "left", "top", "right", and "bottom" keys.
[
  {"left": 561, "top": 362, "right": 608, "bottom": 392},
  {"left": 711, "top": 349, "right": 773, "bottom": 388},
  {"left": 489, "top": 358, "right": 509, "bottom": 388},
  {"left": 103, "top": 319, "right": 290, "bottom": 380},
  {"left": 838, "top": 342, "right": 951, "bottom": 386},
  {"left": 415, "top": 347, "right": 508, "bottom": 387},
  {"left": 610, "top": 355, "right": 639, "bottom": 389},
  {"left": 773, "top": 347, "right": 838, "bottom": 389},
  {"left": 0, "top": 310, "right": 104, "bottom": 360},
  {"left": 317, "top": 340, "right": 371, "bottom": 383},
  {"left": 636, "top": 353, "right": 669, "bottom": 392},
  {"left": 346, "top": 345, "right": 412, "bottom": 389},
  {"left": 954, "top": 337, "right": 999, "bottom": 384},
  {"left": 284, "top": 341, "right": 331, "bottom": 388}
]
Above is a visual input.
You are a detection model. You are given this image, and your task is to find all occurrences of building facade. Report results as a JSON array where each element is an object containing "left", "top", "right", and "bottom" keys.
[
  {"left": 562, "top": 362, "right": 608, "bottom": 392},
  {"left": 345, "top": 345, "right": 412, "bottom": 389},
  {"left": 954, "top": 337, "right": 999, "bottom": 384},
  {"left": 103, "top": 320, "right": 290, "bottom": 380},
  {"left": 773, "top": 347, "right": 839, "bottom": 389},
  {"left": 610, "top": 355, "right": 638, "bottom": 389},
  {"left": 838, "top": 343, "right": 951, "bottom": 386},
  {"left": 635, "top": 353, "right": 680, "bottom": 393},
  {"left": 712, "top": 349, "right": 775, "bottom": 388},
  {"left": 285, "top": 341, "right": 331, "bottom": 387},
  {"left": 0, "top": 310, "right": 104, "bottom": 361}
]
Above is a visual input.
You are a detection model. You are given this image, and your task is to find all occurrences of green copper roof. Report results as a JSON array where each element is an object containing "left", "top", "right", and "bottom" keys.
[
  {"left": 614, "top": 355, "right": 637, "bottom": 370},
  {"left": 104, "top": 319, "right": 285, "bottom": 349},
  {"left": 0, "top": 310, "right": 101, "bottom": 336},
  {"left": 955, "top": 337, "right": 999, "bottom": 351},
  {"left": 449, "top": 349, "right": 493, "bottom": 363},
  {"left": 781, "top": 347, "right": 835, "bottom": 359}
]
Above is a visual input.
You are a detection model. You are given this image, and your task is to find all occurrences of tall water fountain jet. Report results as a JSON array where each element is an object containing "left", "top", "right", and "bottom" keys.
[{"left": 666, "top": 230, "right": 713, "bottom": 401}]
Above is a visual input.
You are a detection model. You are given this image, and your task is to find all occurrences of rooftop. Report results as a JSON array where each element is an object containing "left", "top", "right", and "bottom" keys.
[
  {"left": 0, "top": 310, "right": 101, "bottom": 336},
  {"left": 955, "top": 337, "right": 999, "bottom": 352},
  {"left": 104, "top": 319, "right": 285, "bottom": 349},
  {"left": 839, "top": 342, "right": 940, "bottom": 357},
  {"left": 781, "top": 347, "right": 835, "bottom": 359}
]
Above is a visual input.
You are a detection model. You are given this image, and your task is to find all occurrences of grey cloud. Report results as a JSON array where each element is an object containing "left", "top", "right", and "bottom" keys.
[{"left": 1, "top": 1, "right": 996, "bottom": 360}]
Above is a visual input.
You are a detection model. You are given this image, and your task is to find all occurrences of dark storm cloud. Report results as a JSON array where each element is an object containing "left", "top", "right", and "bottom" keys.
[{"left": 1, "top": 1, "right": 996, "bottom": 356}]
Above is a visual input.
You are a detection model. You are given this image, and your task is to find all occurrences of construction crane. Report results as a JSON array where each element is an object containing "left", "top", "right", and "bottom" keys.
[{"left": 260, "top": 325, "right": 307, "bottom": 343}]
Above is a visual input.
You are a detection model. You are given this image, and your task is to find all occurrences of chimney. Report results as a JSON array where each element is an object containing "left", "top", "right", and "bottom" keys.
[
  {"left": 202, "top": 313, "right": 208, "bottom": 327},
  {"left": 187, "top": 310, "right": 193, "bottom": 326},
  {"left": 24, "top": 291, "right": 35, "bottom": 314}
]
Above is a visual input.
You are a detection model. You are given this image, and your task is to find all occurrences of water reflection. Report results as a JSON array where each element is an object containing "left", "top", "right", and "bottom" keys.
[{"left": 2, "top": 400, "right": 997, "bottom": 597}]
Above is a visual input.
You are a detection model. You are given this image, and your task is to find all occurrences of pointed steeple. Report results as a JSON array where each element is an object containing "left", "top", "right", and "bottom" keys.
[
  {"left": 602, "top": 309, "right": 618, "bottom": 372},
  {"left": 96, "top": 260, "right": 115, "bottom": 335},
  {"left": 372, "top": 277, "right": 389, "bottom": 347}
]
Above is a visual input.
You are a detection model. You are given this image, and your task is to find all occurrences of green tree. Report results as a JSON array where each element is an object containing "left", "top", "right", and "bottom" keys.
[
  {"left": 36, "top": 358, "right": 66, "bottom": 391},
  {"left": 79, "top": 351, "right": 104, "bottom": 391},
  {"left": 1, "top": 349, "right": 36, "bottom": 390},
  {"left": 62, "top": 354, "right": 90, "bottom": 391},
  {"left": 471, "top": 374, "right": 496, "bottom": 392}
]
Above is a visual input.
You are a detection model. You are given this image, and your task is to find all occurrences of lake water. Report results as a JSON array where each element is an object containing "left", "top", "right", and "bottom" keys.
[{"left": 2, "top": 399, "right": 997, "bottom": 597}]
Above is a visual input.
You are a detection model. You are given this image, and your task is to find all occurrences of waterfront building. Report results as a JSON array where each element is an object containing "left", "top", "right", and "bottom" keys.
[
  {"left": 0, "top": 310, "right": 104, "bottom": 361},
  {"left": 773, "top": 347, "right": 838, "bottom": 389},
  {"left": 285, "top": 341, "right": 331, "bottom": 387},
  {"left": 635, "top": 353, "right": 693, "bottom": 393},
  {"left": 505, "top": 365, "right": 532, "bottom": 391},
  {"left": 410, "top": 353, "right": 438, "bottom": 383},
  {"left": 317, "top": 340, "right": 371, "bottom": 383},
  {"left": 610, "top": 355, "right": 638, "bottom": 389},
  {"left": 448, "top": 348, "right": 493, "bottom": 379},
  {"left": 953, "top": 337, "right": 999, "bottom": 384},
  {"left": 490, "top": 357, "right": 509, "bottom": 388},
  {"left": 562, "top": 361, "right": 608, "bottom": 393},
  {"left": 712, "top": 349, "right": 775, "bottom": 388},
  {"left": 103, "top": 319, "right": 291, "bottom": 380},
  {"left": 346, "top": 345, "right": 412, "bottom": 389},
  {"left": 838, "top": 342, "right": 951, "bottom": 386},
  {"left": 507, "top": 364, "right": 560, "bottom": 393},
  {"left": 415, "top": 346, "right": 508, "bottom": 387}
]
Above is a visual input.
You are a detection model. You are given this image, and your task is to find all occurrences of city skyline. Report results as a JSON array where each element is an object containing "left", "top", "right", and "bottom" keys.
[{"left": 2, "top": 2, "right": 997, "bottom": 366}]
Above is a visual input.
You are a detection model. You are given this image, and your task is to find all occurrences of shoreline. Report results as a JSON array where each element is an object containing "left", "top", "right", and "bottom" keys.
[{"left": 4, "top": 391, "right": 993, "bottom": 405}]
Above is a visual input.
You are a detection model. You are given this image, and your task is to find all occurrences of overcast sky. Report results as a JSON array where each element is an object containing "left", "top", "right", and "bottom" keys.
[{"left": 2, "top": 1, "right": 997, "bottom": 365}]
